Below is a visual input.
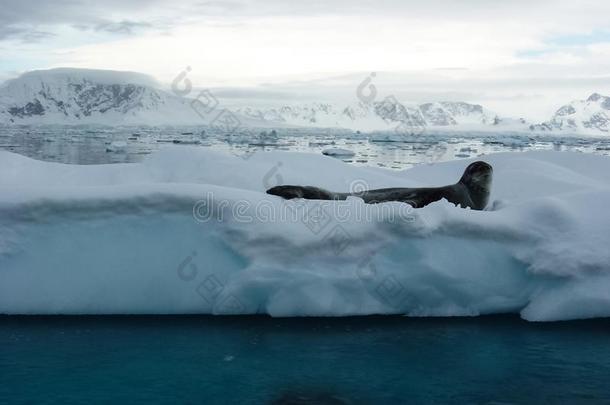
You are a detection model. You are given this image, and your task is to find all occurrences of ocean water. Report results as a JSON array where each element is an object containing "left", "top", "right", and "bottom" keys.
[
  {"left": 2, "top": 316, "right": 610, "bottom": 404},
  {"left": 2, "top": 125, "right": 610, "bottom": 168}
]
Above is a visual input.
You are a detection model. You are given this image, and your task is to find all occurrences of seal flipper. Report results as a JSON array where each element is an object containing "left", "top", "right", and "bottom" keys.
[{"left": 266, "top": 185, "right": 335, "bottom": 200}]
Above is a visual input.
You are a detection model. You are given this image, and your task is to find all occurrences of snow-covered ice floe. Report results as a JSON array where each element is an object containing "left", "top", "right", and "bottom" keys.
[
  {"left": 322, "top": 147, "right": 355, "bottom": 157},
  {"left": 2, "top": 146, "right": 610, "bottom": 321}
]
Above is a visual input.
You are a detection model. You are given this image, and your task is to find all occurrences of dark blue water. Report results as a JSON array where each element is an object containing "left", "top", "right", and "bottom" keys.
[{"left": 1, "top": 316, "right": 610, "bottom": 404}]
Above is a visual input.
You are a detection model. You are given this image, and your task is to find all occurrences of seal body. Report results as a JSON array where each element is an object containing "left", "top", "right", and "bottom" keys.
[{"left": 266, "top": 161, "right": 492, "bottom": 210}]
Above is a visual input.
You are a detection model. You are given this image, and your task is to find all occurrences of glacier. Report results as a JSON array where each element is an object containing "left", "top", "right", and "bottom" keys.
[{"left": 1, "top": 146, "right": 610, "bottom": 321}]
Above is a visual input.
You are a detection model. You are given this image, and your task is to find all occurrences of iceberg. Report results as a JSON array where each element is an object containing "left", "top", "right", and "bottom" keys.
[{"left": 1, "top": 146, "right": 610, "bottom": 321}]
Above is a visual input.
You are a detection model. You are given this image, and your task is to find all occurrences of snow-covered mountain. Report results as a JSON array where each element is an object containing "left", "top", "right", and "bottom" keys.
[
  {"left": 421, "top": 101, "right": 496, "bottom": 126},
  {"left": 2, "top": 68, "right": 608, "bottom": 136},
  {"left": 235, "top": 99, "right": 505, "bottom": 132},
  {"left": 530, "top": 93, "right": 610, "bottom": 134},
  {"left": 235, "top": 102, "right": 406, "bottom": 132},
  {"left": 0, "top": 68, "right": 256, "bottom": 127},
  {"left": 0, "top": 68, "right": 505, "bottom": 130}
]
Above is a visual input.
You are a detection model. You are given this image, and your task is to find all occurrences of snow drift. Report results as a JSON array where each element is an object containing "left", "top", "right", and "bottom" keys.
[{"left": 2, "top": 147, "right": 610, "bottom": 321}]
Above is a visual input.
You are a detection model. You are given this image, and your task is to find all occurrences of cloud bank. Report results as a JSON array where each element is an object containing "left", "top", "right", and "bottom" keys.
[{"left": 0, "top": 0, "right": 609, "bottom": 119}]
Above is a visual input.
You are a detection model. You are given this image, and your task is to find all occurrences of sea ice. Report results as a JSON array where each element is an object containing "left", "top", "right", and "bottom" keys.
[{"left": 1, "top": 146, "right": 610, "bottom": 321}]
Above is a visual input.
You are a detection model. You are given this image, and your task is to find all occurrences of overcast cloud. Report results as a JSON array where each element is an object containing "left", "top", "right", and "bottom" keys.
[{"left": 0, "top": 0, "right": 609, "bottom": 119}]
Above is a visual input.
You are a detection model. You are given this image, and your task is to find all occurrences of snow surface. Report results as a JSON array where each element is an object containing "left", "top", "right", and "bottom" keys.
[{"left": 2, "top": 147, "right": 610, "bottom": 321}]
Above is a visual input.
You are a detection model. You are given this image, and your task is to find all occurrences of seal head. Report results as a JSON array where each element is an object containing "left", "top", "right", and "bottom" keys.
[{"left": 458, "top": 161, "right": 493, "bottom": 210}]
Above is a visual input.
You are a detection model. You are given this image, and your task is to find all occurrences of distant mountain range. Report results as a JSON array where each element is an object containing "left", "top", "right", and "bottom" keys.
[
  {"left": 0, "top": 68, "right": 263, "bottom": 128},
  {"left": 234, "top": 100, "right": 524, "bottom": 133},
  {"left": 530, "top": 93, "right": 610, "bottom": 134},
  {"left": 0, "top": 68, "right": 608, "bottom": 135}
]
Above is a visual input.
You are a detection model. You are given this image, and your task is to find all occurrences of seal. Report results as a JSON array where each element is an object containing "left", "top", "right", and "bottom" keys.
[{"left": 266, "top": 161, "right": 492, "bottom": 210}]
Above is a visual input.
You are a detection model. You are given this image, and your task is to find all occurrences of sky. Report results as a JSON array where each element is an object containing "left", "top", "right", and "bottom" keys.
[{"left": 0, "top": 0, "right": 609, "bottom": 120}]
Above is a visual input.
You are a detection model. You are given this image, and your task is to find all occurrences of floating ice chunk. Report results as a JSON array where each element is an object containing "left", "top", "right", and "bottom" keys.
[
  {"left": 105, "top": 141, "right": 127, "bottom": 152},
  {"left": 322, "top": 148, "right": 355, "bottom": 157}
]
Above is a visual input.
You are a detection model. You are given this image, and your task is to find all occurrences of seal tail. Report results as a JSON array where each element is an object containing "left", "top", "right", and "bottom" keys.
[{"left": 266, "top": 185, "right": 335, "bottom": 200}]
